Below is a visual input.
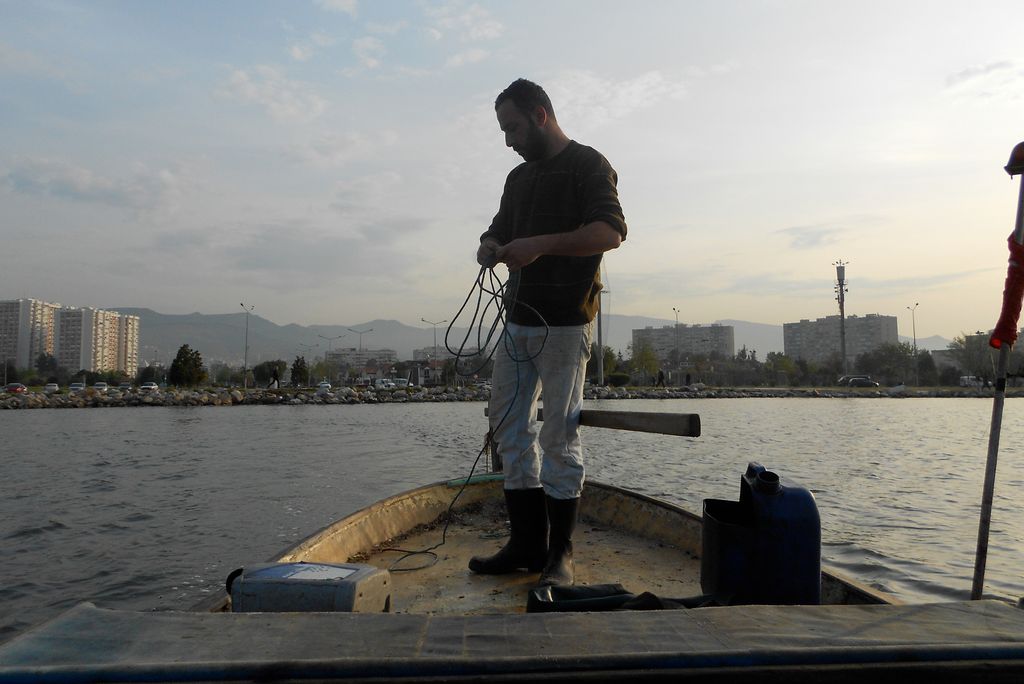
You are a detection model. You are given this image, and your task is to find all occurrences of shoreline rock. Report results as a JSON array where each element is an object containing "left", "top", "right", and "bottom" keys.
[{"left": 1, "top": 385, "right": 1019, "bottom": 409}]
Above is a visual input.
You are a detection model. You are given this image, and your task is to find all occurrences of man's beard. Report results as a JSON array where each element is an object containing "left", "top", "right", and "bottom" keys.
[{"left": 516, "top": 121, "right": 546, "bottom": 161}]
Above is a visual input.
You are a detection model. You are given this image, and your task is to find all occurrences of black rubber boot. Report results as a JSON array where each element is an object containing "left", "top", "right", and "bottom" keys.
[
  {"left": 538, "top": 496, "right": 580, "bottom": 586},
  {"left": 469, "top": 488, "right": 548, "bottom": 574}
]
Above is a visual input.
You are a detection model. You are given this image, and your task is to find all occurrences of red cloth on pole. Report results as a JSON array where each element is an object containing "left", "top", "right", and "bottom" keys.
[{"left": 990, "top": 234, "right": 1024, "bottom": 349}]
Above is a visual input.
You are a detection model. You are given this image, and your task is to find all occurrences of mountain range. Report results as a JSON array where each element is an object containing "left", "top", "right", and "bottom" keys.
[{"left": 114, "top": 308, "right": 951, "bottom": 367}]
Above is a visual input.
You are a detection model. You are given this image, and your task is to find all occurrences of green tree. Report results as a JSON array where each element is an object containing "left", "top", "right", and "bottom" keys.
[
  {"left": 253, "top": 359, "right": 286, "bottom": 386},
  {"left": 915, "top": 351, "right": 939, "bottom": 386},
  {"left": 855, "top": 342, "right": 914, "bottom": 385},
  {"left": 948, "top": 333, "right": 994, "bottom": 383},
  {"left": 291, "top": 356, "right": 310, "bottom": 387},
  {"left": 35, "top": 353, "right": 60, "bottom": 376},
  {"left": 629, "top": 341, "right": 659, "bottom": 384},
  {"left": 585, "top": 344, "right": 616, "bottom": 381},
  {"left": 168, "top": 344, "right": 207, "bottom": 387},
  {"left": 763, "top": 352, "right": 797, "bottom": 386},
  {"left": 136, "top": 366, "right": 159, "bottom": 384}
]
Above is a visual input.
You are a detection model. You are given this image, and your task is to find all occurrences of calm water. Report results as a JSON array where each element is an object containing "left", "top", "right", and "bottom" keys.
[{"left": 2, "top": 398, "right": 1023, "bottom": 643}]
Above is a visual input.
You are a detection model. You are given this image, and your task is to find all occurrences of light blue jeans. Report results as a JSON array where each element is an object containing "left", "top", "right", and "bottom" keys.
[{"left": 489, "top": 321, "right": 594, "bottom": 499}]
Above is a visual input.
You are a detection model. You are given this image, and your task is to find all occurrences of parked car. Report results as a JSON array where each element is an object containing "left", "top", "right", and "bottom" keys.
[
  {"left": 92, "top": 382, "right": 109, "bottom": 393},
  {"left": 69, "top": 382, "right": 86, "bottom": 393},
  {"left": 848, "top": 377, "right": 880, "bottom": 388},
  {"left": 4, "top": 382, "right": 27, "bottom": 394},
  {"left": 118, "top": 382, "right": 132, "bottom": 392},
  {"left": 374, "top": 378, "right": 396, "bottom": 390},
  {"left": 43, "top": 382, "right": 60, "bottom": 394},
  {"left": 139, "top": 381, "right": 159, "bottom": 392},
  {"left": 317, "top": 382, "right": 332, "bottom": 392}
]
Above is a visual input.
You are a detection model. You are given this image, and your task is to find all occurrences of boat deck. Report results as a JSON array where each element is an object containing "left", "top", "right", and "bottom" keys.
[{"left": 353, "top": 495, "right": 703, "bottom": 615}]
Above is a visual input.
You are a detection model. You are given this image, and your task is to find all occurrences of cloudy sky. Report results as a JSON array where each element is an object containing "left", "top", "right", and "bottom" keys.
[{"left": 3, "top": 1, "right": 1023, "bottom": 341}]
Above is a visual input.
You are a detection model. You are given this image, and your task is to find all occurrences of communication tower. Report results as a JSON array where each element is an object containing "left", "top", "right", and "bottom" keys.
[{"left": 834, "top": 261, "right": 848, "bottom": 374}]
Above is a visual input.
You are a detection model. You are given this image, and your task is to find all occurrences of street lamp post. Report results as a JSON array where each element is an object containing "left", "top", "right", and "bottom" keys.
[
  {"left": 240, "top": 303, "right": 254, "bottom": 389},
  {"left": 672, "top": 307, "right": 680, "bottom": 383},
  {"left": 318, "top": 333, "right": 345, "bottom": 383},
  {"left": 347, "top": 327, "right": 373, "bottom": 352},
  {"left": 422, "top": 318, "right": 447, "bottom": 386},
  {"left": 907, "top": 302, "right": 919, "bottom": 386},
  {"left": 297, "top": 342, "right": 318, "bottom": 387}
]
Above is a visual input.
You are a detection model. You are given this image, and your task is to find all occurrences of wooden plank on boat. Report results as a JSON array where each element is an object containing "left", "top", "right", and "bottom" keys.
[
  {"left": 486, "top": 408, "right": 700, "bottom": 437},
  {"left": 549, "top": 409, "right": 700, "bottom": 437}
]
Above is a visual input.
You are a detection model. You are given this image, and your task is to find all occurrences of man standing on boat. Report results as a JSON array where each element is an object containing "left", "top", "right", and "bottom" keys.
[{"left": 470, "top": 78, "right": 627, "bottom": 586}]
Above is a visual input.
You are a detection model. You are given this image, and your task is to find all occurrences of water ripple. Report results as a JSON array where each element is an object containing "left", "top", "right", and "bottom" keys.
[{"left": 2, "top": 399, "right": 1023, "bottom": 643}]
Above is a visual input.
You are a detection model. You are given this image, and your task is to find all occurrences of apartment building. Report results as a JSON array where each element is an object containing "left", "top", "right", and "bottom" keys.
[
  {"left": 1, "top": 298, "right": 140, "bottom": 373},
  {"left": 0, "top": 298, "right": 61, "bottom": 368},
  {"left": 783, "top": 314, "right": 898, "bottom": 365},
  {"left": 325, "top": 347, "right": 399, "bottom": 367},
  {"left": 412, "top": 345, "right": 480, "bottom": 362},
  {"left": 631, "top": 323, "right": 735, "bottom": 361}
]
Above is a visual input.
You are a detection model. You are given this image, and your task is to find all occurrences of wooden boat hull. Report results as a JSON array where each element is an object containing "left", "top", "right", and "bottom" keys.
[
  {"left": 198, "top": 474, "right": 894, "bottom": 614},
  {"left": 7, "top": 477, "right": 1024, "bottom": 682}
]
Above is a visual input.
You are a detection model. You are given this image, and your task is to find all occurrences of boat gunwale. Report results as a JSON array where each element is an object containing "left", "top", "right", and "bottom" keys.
[{"left": 193, "top": 475, "right": 896, "bottom": 611}]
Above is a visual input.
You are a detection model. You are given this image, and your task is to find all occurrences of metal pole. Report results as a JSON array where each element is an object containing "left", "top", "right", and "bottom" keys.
[
  {"left": 422, "top": 319, "right": 446, "bottom": 386},
  {"left": 972, "top": 143, "right": 1024, "bottom": 600},
  {"left": 596, "top": 308, "right": 603, "bottom": 384},
  {"left": 318, "top": 334, "right": 345, "bottom": 383},
  {"left": 907, "top": 303, "right": 919, "bottom": 385},
  {"left": 240, "top": 303, "right": 254, "bottom": 389},
  {"left": 834, "top": 262, "right": 848, "bottom": 375},
  {"left": 672, "top": 307, "right": 680, "bottom": 385}
]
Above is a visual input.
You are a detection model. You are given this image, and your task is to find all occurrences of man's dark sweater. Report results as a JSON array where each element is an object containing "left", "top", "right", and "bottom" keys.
[{"left": 481, "top": 141, "right": 628, "bottom": 326}]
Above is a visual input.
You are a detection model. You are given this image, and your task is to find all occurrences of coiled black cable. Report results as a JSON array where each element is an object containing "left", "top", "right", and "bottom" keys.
[{"left": 382, "top": 265, "right": 548, "bottom": 572}]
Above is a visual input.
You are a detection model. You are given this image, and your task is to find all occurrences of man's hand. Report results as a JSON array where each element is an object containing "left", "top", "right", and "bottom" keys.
[
  {"left": 477, "top": 238, "right": 501, "bottom": 267},
  {"left": 495, "top": 237, "right": 542, "bottom": 273}
]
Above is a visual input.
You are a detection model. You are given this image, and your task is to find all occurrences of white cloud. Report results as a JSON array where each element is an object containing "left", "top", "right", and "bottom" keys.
[
  {"left": 548, "top": 70, "right": 688, "bottom": 131},
  {"left": 775, "top": 224, "right": 843, "bottom": 250},
  {"left": 225, "top": 66, "right": 327, "bottom": 123},
  {"left": 944, "top": 60, "right": 1024, "bottom": 100},
  {"left": 315, "top": 0, "right": 357, "bottom": 17},
  {"left": 446, "top": 48, "right": 488, "bottom": 68},
  {"left": 353, "top": 36, "right": 385, "bottom": 69},
  {"left": 365, "top": 21, "right": 406, "bottom": 36},
  {"left": 293, "top": 130, "right": 399, "bottom": 167},
  {"left": 946, "top": 61, "right": 1014, "bottom": 89},
  {"left": 2, "top": 156, "right": 183, "bottom": 212},
  {"left": 290, "top": 44, "right": 314, "bottom": 62},
  {"left": 0, "top": 40, "right": 77, "bottom": 87},
  {"left": 425, "top": 2, "right": 503, "bottom": 42},
  {"left": 289, "top": 32, "right": 335, "bottom": 62},
  {"left": 331, "top": 171, "right": 403, "bottom": 216}
]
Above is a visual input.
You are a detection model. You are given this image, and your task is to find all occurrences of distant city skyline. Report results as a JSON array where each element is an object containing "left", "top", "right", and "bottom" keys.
[{"left": 3, "top": 3, "right": 1022, "bottom": 343}]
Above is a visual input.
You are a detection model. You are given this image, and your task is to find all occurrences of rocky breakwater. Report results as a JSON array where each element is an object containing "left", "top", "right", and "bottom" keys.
[
  {"left": 581, "top": 385, "right": 1021, "bottom": 399},
  {"left": 0, "top": 384, "right": 494, "bottom": 409},
  {"left": 2, "top": 384, "right": 1018, "bottom": 410}
]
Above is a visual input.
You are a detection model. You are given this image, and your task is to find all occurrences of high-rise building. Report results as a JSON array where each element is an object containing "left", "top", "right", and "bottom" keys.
[
  {"left": 0, "top": 298, "right": 140, "bottom": 374},
  {"left": 54, "top": 307, "right": 140, "bottom": 373},
  {"left": 0, "top": 298, "right": 62, "bottom": 368},
  {"left": 631, "top": 323, "right": 735, "bottom": 362},
  {"left": 783, "top": 314, "right": 898, "bottom": 365}
]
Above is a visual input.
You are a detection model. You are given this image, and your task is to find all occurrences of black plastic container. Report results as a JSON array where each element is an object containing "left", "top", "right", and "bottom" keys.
[{"left": 701, "top": 462, "right": 821, "bottom": 605}]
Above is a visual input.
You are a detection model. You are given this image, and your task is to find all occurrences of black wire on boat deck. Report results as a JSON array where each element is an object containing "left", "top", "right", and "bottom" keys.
[{"left": 381, "top": 265, "right": 548, "bottom": 572}]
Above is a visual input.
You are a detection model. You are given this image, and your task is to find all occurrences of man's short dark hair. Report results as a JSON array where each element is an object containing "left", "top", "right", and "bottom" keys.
[{"left": 495, "top": 78, "right": 555, "bottom": 120}]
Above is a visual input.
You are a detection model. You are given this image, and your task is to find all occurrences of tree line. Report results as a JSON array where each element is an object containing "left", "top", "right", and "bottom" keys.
[{"left": 7, "top": 333, "right": 1012, "bottom": 390}]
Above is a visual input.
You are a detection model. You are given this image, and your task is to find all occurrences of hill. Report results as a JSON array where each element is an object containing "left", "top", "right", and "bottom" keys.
[{"left": 116, "top": 308, "right": 796, "bottom": 366}]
